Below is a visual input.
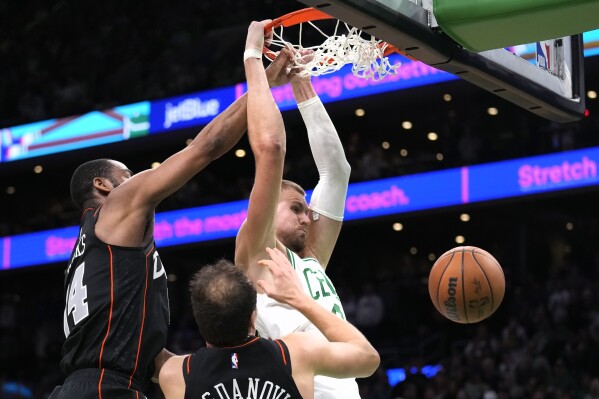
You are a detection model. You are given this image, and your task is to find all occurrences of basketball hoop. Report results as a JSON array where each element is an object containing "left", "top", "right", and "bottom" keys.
[{"left": 263, "top": 8, "right": 401, "bottom": 81}]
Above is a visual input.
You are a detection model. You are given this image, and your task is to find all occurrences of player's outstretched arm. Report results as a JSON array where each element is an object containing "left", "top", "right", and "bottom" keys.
[
  {"left": 235, "top": 22, "right": 292, "bottom": 285},
  {"left": 99, "top": 44, "right": 293, "bottom": 247},
  {"left": 258, "top": 248, "right": 379, "bottom": 379},
  {"left": 108, "top": 87, "right": 249, "bottom": 217},
  {"left": 291, "top": 74, "right": 351, "bottom": 269}
]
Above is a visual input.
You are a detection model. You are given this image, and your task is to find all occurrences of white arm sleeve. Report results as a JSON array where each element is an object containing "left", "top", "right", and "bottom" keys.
[{"left": 298, "top": 96, "right": 351, "bottom": 221}]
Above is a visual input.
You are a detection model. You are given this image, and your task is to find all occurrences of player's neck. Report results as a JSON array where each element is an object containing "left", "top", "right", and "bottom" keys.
[{"left": 206, "top": 335, "right": 255, "bottom": 348}]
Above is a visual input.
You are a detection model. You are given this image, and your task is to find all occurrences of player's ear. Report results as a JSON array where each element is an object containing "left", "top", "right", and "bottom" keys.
[{"left": 93, "top": 177, "right": 112, "bottom": 193}]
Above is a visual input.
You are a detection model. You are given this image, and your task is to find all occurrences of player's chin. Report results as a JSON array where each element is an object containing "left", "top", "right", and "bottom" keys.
[
  {"left": 297, "top": 236, "right": 308, "bottom": 251},
  {"left": 289, "top": 237, "right": 306, "bottom": 253}
]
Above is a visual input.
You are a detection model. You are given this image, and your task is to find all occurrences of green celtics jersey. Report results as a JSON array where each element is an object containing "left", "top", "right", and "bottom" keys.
[{"left": 255, "top": 248, "right": 360, "bottom": 399}]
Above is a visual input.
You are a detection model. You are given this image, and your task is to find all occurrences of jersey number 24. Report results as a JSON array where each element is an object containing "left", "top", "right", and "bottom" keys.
[{"left": 63, "top": 262, "right": 89, "bottom": 337}]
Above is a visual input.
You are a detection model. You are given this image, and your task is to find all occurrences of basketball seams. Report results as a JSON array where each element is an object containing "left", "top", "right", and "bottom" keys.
[
  {"left": 430, "top": 246, "right": 504, "bottom": 324},
  {"left": 435, "top": 252, "right": 456, "bottom": 312},
  {"left": 472, "top": 250, "right": 505, "bottom": 279},
  {"left": 471, "top": 249, "right": 494, "bottom": 319}
]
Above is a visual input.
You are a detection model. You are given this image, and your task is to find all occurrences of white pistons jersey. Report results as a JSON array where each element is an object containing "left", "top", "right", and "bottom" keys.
[{"left": 255, "top": 248, "right": 360, "bottom": 399}]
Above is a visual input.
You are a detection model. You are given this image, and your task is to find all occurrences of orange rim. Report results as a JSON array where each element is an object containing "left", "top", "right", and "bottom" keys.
[
  {"left": 265, "top": 8, "right": 333, "bottom": 31},
  {"left": 263, "top": 7, "right": 403, "bottom": 60}
]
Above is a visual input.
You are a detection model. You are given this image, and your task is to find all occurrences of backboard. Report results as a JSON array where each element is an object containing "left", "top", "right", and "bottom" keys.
[{"left": 295, "top": 0, "right": 586, "bottom": 123}]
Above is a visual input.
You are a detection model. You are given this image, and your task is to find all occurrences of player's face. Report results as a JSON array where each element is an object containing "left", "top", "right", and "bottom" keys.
[
  {"left": 108, "top": 160, "right": 133, "bottom": 189},
  {"left": 275, "top": 187, "right": 311, "bottom": 253}
]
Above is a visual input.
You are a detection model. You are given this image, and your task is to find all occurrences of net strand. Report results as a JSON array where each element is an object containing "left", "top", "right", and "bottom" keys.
[{"left": 266, "top": 21, "right": 400, "bottom": 81}]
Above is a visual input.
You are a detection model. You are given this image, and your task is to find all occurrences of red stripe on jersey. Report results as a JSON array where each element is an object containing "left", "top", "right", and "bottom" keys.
[
  {"left": 145, "top": 243, "right": 155, "bottom": 257},
  {"left": 128, "top": 247, "right": 152, "bottom": 388},
  {"left": 221, "top": 336, "right": 260, "bottom": 349},
  {"left": 274, "top": 340, "right": 287, "bottom": 365},
  {"left": 98, "top": 368, "right": 105, "bottom": 399},
  {"left": 98, "top": 246, "right": 115, "bottom": 368},
  {"left": 186, "top": 355, "right": 191, "bottom": 375},
  {"left": 82, "top": 207, "right": 94, "bottom": 219}
]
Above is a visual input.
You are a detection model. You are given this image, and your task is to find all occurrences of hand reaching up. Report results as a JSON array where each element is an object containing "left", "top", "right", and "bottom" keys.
[{"left": 266, "top": 47, "right": 294, "bottom": 87}]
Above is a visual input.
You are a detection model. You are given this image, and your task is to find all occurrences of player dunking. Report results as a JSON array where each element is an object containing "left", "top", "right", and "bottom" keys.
[
  {"left": 159, "top": 247, "right": 380, "bottom": 399},
  {"left": 235, "top": 19, "right": 358, "bottom": 399},
  {"left": 49, "top": 49, "right": 293, "bottom": 399}
]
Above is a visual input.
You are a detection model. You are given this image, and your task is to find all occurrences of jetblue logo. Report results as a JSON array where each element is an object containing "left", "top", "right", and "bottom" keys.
[
  {"left": 231, "top": 353, "right": 238, "bottom": 369},
  {"left": 163, "top": 98, "right": 220, "bottom": 129}
]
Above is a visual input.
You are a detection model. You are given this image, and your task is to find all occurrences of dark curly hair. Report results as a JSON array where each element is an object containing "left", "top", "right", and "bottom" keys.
[{"left": 70, "top": 159, "right": 119, "bottom": 210}]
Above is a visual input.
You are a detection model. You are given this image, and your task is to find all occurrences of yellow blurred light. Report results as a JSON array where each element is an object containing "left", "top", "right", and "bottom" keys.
[{"left": 235, "top": 149, "right": 246, "bottom": 158}]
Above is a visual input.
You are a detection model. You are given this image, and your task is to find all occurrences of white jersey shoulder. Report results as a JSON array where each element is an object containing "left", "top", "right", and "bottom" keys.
[{"left": 256, "top": 248, "right": 360, "bottom": 399}]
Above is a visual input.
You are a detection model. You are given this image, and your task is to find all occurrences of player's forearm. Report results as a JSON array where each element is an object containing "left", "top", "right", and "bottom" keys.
[
  {"left": 245, "top": 58, "right": 285, "bottom": 152},
  {"left": 299, "top": 96, "right": 349, "bottom": 175},
  {"left": 299, "top": 96, "right": 350, "bottom": 220},
  {"left": 294, "top": 296, "right": 380, "bottom": 375},
  {"left": 291, "top": 79, "right": 317, "bottom": 103},
  {"left": 189, "top": 93, "right": 248, "bottom": 161},
  {"left": 292, "top": 294, "right": 375, "bottom": 354}
]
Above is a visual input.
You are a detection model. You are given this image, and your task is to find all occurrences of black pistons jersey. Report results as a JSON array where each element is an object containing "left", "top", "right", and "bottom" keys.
[
  {"left": 183, "top": 337, "right": 303, "bottom": 399},
  {"left": 60, "top": 207, "right": 170, "bottom": 391}
]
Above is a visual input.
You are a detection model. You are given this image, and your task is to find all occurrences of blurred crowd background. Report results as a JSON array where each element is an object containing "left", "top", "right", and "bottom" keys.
[{"left": 2, "top": 0, "right": 599, "bottom": 398}]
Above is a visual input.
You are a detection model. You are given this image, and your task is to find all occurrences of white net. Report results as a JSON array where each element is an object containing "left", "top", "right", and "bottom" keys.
[{"left": 266, "top": 20, "right": 401, "bottom": 81}]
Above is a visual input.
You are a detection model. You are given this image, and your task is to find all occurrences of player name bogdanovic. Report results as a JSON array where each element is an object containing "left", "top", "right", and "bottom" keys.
[{"left": 202, "top": 378, "right": 292, "bottom": 399}]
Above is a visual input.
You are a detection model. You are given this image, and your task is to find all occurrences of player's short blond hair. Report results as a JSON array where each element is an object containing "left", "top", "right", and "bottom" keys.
[{"left": 281, "top": 179, "right": 306, "bottom": 196}]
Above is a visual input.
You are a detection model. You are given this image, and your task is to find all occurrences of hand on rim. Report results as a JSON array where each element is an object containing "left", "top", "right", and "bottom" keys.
[
  {"left": 245, "top": 20, "right": 272, "bottom": 51},
  {"left": 265, "top": 48, "right": 295, "bottom": 88}
]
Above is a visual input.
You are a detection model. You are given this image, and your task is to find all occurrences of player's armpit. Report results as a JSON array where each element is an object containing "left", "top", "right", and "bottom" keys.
[
  {"left": 154, "top": 348, "right": 176, "bottom": 378},
  {"left": 158, "top": 356, "right": 186, "bottom": 399}
]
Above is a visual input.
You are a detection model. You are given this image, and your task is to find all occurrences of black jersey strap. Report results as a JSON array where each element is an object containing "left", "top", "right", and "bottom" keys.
[
  {"left": 180, "top": 354, "right": 192, "bottom": 395},
  {"left": 184, "top": 355, "right": 192, "bottom": 375},
  {"left": 273, "top": 339, "right": 293, "bottom": 375},
  {"left": 63, "top": 207, "right": 96, "bottom": 288}
]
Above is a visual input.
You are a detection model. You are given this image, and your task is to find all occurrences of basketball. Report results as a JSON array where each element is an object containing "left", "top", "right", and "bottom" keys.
[{"left": 428, "top": 246, "right": 505, "bottom": 324}]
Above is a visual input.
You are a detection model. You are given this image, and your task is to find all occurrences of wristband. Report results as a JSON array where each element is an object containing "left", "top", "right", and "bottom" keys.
[{"left": 244, "top": 48, "right": 263, "bottom": 62}]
